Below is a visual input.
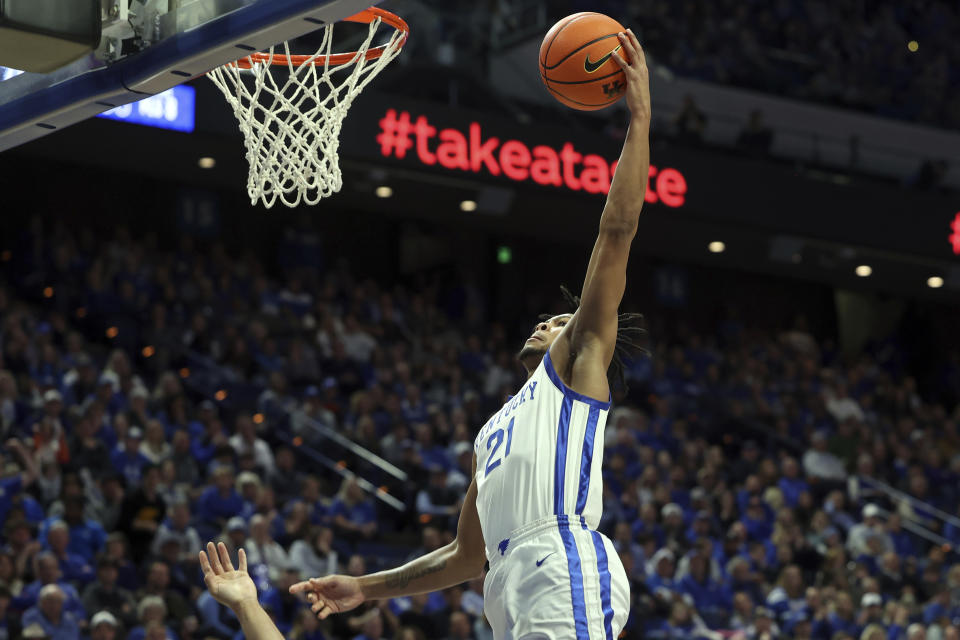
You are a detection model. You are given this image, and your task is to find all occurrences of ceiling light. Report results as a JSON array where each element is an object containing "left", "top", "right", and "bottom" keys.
[
  {"left": 907, "top": 40, "right": 919, "bottom": 52},
  {"left": 198, "top": 156, "right": 216, "bottom": 169},
  {"left": 855, "top": 265, "right": 872, "bottom": 277},
  {"left": 460, "top": 200, "right": 477, "bottom": 212},
  {"left": 375, "top": 186, "right": 393, "bottom": 198},
  {"left": 928, "top": 276, "right": 944, "bottom": 288},
  {"left": 708, "top": 241, "right": 725, "bottom": 253}
]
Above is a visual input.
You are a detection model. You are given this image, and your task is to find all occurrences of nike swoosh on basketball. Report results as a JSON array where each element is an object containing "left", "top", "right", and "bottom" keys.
[
  {"left": 535, "top": 552, "right": 556, "bottom": 567},
  {"left": 584, "top": 45, "right": 622, "bottom": 73}
]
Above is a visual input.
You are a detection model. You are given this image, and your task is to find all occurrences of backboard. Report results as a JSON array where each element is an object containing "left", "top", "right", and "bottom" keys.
[{"left": 0, "top": 0, "right": 376, "bottom": 152}]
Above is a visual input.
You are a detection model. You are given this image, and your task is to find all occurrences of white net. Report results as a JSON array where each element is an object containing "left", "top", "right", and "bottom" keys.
[{"left": 208, "top": 16, "right": 406, "bottom": 209}]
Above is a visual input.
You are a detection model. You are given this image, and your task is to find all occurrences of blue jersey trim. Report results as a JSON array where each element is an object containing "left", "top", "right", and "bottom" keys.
[
  {"left": 543, "top": 350, "right": 612, "bottom": 411},
  {"left": 575, "top": 406, "right": 601, "bottom": 515},
  {"left": 585, "top": 519, "right": 616, "bottom": 640},
  {"left": 554, "top": 396, "right": 572, "bottom": 515},
  {"left": 559, "top": 516, "right": 591, "bottom": 640}
]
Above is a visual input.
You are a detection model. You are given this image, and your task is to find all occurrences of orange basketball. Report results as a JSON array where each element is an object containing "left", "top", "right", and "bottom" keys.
[{"left": 539, "top": 13, "right": 629, "bottom": 111}]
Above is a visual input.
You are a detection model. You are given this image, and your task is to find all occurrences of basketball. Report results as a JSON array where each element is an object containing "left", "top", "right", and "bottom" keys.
[{"left": 539, "top": 12, "right": 630, "bottom": 111}]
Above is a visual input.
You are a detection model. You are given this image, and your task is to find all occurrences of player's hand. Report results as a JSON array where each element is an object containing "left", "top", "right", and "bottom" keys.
[
  {"left": 611, "top": 29, "right": 651, "bottom": 121},
  {"left": 199, "top": 542, "right": 258, "bottom": 611},
  {"left": 289, "top": 575, "right": 366, "bottom": 620}
]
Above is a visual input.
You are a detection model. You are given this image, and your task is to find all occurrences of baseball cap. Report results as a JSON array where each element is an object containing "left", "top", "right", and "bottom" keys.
[
  {"left": 130, "top": 386, "right": 149, "bottom": 400},
  {"left": 862, "top": 504, "right": 881, "bottom": 519},
  {"left": 227, "top": 516, "right": 247, "bottom": 533},
  {"left": 91, "top": 611, "right": 118, "bottom": 628},
  {"left": 661, "top": 503, "right": 683, "bottom": 518},
  {"left": 861, "top": 593, "right": 882, "bottom": 607},
  {"left": 127, "top": 426, "right": 143, "bottom": 439},
  {"left": 43, "top": 389, "right": 62, "bottom": 404},
  {"left": 452, "top": 441, "right": 472, "bottom": 457},
  {"left": 98, "top": 371, "right": 119, "bottom": 388}
]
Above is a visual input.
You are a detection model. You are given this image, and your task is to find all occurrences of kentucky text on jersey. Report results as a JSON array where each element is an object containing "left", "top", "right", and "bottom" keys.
[{"left": 475, "top": 380, "right": 538, "bottom": 449}]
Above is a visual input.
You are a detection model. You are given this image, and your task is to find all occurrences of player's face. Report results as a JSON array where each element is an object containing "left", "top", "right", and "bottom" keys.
[{"left": 517, "top": 314, "right": 572, "bottom": 364}]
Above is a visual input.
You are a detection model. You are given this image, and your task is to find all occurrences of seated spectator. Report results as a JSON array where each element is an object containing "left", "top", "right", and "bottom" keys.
[
  {"left": 803, "top": 432, "right": 847, "bottom": 482},
  {"left": 229, "top": 415, "right": 275, "bottom": 476},
  {"left": 23, "top": 585, "right": 79, "bottom": 640},
  {"left": 766, "top": 565, "right": 806, "bottom": 620},
  {"left": 45, "top": 521, "right": 94, "bottom": 585},
  {"left": 847, "top": 505, "right": 893, "bottom": 557},
  {"left": 110, "top": 427, "right": 149, "bottom": 489},
  {"left": 119, "top": 465, "right": 166, "bottom": 563},
  {"left": 195, "top": 588, "right": 239, "bottom": 640},
  {"left": 244, "top": 514, "right": 290, "bottom": 581},
  {"left": 168, "top": 430, "right": 199, "bottom": 487},
  {"left": 138, "top": 561, "right": 191, "bottom": 625},
  {"left": 672, "top": 94, "right": 708, "bottom": 146},
  {"left": 89, "top": 611, "right": 121, "bottom": 640},
  {"left": 415, "top": 467, "right": 459, "bottom": 526},
  {"left": 778, "top": 457, "right": 809, "bottom": 508},
  {"left": 289, "top": 526, "right": 339, "bottom": 580},
  {"left": 823, "top": 591, "right": 859, "bottom": 639},
  {"left": 745, "top": 606, "right": 780, "bottom": 640},
  {"left": 140, "top": 420, "right": 172, "bottom": 466},
  {"left": 81, "top": 557, "right": 136, "bottom": 628},
  {"left": 196, "top": 465, "right": 244, "bottom": 537},
  {"left": 150, "top": 499, "right": 201, "bottom": 563},
  {"left": 645, "top": 548, "right": 679, "bottom": 596},
  {"left": 330, "top": 476, "right": 377, "bottom": 541},
  {"left": 127, "top": 596, "right": 177, "bottom": 640},
  {"left": 679, "top": 551, "right": 731, "bottom": 628},
  {"left": 736, "top": 110, "right": 773, "bottom": 157},
  {"left": 13, "top": 552, "right": 85, "bottom": 619},
  {"left": 267, "top": 446, "right": 303, "bottom": 504}
]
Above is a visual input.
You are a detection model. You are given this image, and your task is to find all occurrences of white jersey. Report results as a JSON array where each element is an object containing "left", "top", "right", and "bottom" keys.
[{"left": 474, "top": 349, "right": 610, "bottom": 561}]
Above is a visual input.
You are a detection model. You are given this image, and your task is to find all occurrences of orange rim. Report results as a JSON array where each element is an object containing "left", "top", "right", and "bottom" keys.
[{"left": 231, "top": 7, "right": 408, "bottom": 69}]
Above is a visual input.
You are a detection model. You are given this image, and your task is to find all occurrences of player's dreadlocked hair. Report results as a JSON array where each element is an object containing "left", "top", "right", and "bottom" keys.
[{"left": 540, "top": 285, "right": 649, "bottom": 393}]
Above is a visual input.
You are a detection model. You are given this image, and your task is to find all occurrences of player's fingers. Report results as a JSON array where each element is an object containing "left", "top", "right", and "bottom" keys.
[
  {"left": 219, "top": 542, "right": 235, "bottom": 572},
  {"left": 289, "top": 581, "right": 309, "bottom": 594},
  {"left": 616, "top": 32, "right": 637, "bottom": 65},
  {"left": 611, "top": 51, "right": 630, "bottom": 71},
  {"left": 627, "top": 30, "right": 647, "bottom": 68},
  {"left": 238, "top": 548, "right": 248, "bottom": 573},
  {"left": 206, "top": 542, "right": 223, "bottom": 574},
  {"left": 199, "top": 550, "right": 212, "bottom": 576}
]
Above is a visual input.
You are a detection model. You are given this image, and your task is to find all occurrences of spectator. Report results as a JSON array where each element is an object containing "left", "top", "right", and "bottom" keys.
[
  {"left": 89, "top": 611, "right": 120, "bottom": 640},
  {"left": 244, "top": 514, "right": 290, "bottom": 581},
  {"left": 139, "top": 420, "right": 171, "bottom": 466},
  {"left": 150, "top": 499, "right": 201, "bottom": 562},
  {"left": 229, "top": 416, "right": 275, "bottom": 476},
  {"left": 45, "top": 521, "right": 94, "bottom": 585},
  {"left": 289, "top": 526, "right": 339, "bottom": 580},
  {"left": 110, "top": 427, "right": 149, "bottom": 489},
  {"left": 196, "top": 465, "right": 244, "bottom": 536},
  {"left": 81, "top": 557, "right": 136, "bottom": 627},
  {"left": 673, "top": 94, "right": 708, "bottom": 146},
  {"left": 847, "top": 505, "right": 893, "bottom": 557},
  {"left": 118, "top": 464, "right": 165, "bottom": 564},
  {"left": 803, "top": 432, "right": 847, "bottom": 482},
  {"left": 127, "top": 597, "right": 176, "bottom": 640},
  {"left": 22, "top": 585, "right": 80, "bottom": 640},
  {"left": 137, "top": 561, "right": 191, "bottom": 624},
  {"left": 736, "top": 110, "right": 774, "bottom": 157},
  {"left": 330, "top": 476, "right": 377, "bottom": 541}
]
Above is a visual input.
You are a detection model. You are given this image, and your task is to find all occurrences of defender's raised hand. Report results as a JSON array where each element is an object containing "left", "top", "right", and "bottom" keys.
[
  {"left": 199, "top": 542, "right": 258, "bottom": 611},
  {"left": 611, "top": 29, "right": 651, "bottom": 121}
]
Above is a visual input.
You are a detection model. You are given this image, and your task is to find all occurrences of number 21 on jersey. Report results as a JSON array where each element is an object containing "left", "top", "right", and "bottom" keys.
[{"left": 484, "top": 417, "right": 515, "bottom": 476}]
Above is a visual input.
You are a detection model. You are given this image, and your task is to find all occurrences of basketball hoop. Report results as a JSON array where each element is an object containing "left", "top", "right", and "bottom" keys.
[{"left": 208, "top": 7, "right": 408, "bottom": 209}]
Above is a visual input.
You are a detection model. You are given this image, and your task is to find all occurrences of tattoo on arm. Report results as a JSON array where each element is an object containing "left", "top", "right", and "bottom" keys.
[{"left": 384, "top": 559, "right": 447, "bottom": 589}]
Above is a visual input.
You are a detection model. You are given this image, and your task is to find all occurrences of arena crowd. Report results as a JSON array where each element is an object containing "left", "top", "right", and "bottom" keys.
[{"left": 1, "top": 221, "right": 960, "bottom": 640}]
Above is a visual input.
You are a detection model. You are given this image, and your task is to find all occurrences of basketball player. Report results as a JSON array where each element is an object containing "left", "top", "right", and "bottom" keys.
[{"left": 214, "top": 29, "right": 651, "bottom": 640}]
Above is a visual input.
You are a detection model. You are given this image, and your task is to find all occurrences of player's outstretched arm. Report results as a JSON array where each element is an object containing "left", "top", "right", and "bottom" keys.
[
  {"left": 290, "top": 457, "right": 486, "bottom": 620},
  {"left": 558, "top": 29, "right": 651, "bottom": 394},
  {"left": 200, "top": 542, "right": 285, "bottom": 640}
]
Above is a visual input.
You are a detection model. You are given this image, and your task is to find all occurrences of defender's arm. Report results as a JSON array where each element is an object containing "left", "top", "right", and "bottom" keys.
[{"left": 560, "top": 30, "right": 651, "bottom": 388}]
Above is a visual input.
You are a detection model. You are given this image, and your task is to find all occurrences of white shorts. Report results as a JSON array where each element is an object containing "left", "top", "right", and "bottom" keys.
[{"left": 483, "top": 516, "right": 630, "bottom": 640}]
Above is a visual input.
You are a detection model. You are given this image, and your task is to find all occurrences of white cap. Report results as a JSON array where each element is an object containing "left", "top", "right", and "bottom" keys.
[
  {"left": 43, "top": 389, "right": 62, "bottom": 404},
  {"left": 661, "top": 503, "right": 683, "bottom": 518},
  {"left": 861, "top": 593, "right": 882, "bottom": 607},
  {"left": 91, "top": 611, "right": 118, "bottom": 628},
  {"left": 862, "top": 504, "right": 881, "bottom": 519}
]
